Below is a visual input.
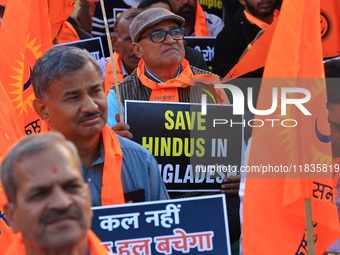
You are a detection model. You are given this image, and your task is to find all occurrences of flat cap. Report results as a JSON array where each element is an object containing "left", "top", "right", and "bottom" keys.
[{"left": 129, "top": 8, "right": 185, "bottom": 43}]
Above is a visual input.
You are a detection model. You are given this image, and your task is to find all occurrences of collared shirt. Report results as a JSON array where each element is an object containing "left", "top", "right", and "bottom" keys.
[
  {"left": 119, "top": 59, "right": 129, "bottom": 78},
  {"left": 97, "top": 57, "right": 129, "bottom": 81},
  {"left": 82, "top": 140, "right": 104, "bottom": 207},
  {"left": 81, "top": 132, "right": 169, "bottom": 207}
]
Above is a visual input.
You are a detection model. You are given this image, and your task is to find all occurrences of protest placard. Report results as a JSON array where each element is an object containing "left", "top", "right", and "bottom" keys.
[
  {"left": 126, "top": 101, "right": 243, "bottom": 192},
  {"left": 92, "top": 194, "right": 231, "bottom": 255}
]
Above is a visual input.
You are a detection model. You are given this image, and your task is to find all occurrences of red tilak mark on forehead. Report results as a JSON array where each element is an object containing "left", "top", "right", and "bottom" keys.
[{"left": 51, "top": 167, "right": 58, "bottom": 173}]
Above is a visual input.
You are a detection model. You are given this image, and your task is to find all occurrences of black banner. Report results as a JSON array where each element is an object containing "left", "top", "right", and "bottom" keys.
[{"left": 125, "top": 101, "right": 243, "bottom": 192}]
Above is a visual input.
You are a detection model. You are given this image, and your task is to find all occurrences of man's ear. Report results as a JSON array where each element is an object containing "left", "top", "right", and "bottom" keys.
[
  {"left": 238, "top": 0, "right": 245, "bottom": 6},
  {"left": 132, "top": 42, "right": 143, "bottom": 59},
  {"left": 4, "top": 202, "right": 20, "bottom": 233},
  {"left": 33, "top": 98, "right": 50, "bottom": 123},
  {"left": 111, "top": 35, "right": 119, "bottom": 52}
]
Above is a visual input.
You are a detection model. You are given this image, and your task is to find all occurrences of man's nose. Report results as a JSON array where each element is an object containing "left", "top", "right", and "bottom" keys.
[
  {"left": 48, "top": 187, "right": 72, "bottom": 210},
  {"left": 164, "top": 33, "right": 176, "bottom": 44},
  {"left": 81, "top": 94, "right": 98, "bottom": 112}
]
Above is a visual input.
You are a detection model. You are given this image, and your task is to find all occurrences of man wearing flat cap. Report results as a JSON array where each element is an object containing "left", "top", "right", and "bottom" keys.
[
  {"left": 107, "top": 7, "right": 241, "bottom": 245},
  {"left": 107, "top": 7, "right": 227, "bottom": 122}
]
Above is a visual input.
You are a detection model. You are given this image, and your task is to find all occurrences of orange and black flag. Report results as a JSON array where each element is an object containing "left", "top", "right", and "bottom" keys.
[
  {"left": 0, "top": 0, "right": 52, "bottom": 135},
  {"left": 223, "top": 0, "right": 340, "bottom": 81},
  {"left": 242, "top": 0, "right": 340, "bottom": 254},
  {"left": 0, "top": 82, "right": 25, "bottom": 255},
  {"left": 320, "top": 0, "right": 340, "bottom": 58}
]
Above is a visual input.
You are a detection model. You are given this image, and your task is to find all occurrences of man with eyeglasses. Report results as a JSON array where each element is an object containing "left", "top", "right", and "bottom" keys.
[
  {"left": 102, "top": 7, "right": 206, "bottom": 97},
  {"left": 106, "top": 7, "right": 241, "bottom": 246},
  {"left": 107, "top": 7, "right": 226, "bottom": 124}
]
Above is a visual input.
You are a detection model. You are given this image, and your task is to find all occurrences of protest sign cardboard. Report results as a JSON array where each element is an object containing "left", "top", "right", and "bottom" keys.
[
  {"left": 125, "top": 101, "right": 243, "bottom": 192},
  {"left": 92, "top": 194, "right": 231, "bottom": 255}
]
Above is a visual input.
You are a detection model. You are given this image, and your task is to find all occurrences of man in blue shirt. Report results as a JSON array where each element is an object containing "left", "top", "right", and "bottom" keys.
[{"left": 31, "top": 46, "right": 169, "bottom": 206}]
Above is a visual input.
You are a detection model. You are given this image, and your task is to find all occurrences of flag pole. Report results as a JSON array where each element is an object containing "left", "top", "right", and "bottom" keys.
[
  {"left": 99, "top": 0, "right": 124, "bottom": 122},
  {"left": 305, "top": 198, "right": 316, "bottom": 255}
]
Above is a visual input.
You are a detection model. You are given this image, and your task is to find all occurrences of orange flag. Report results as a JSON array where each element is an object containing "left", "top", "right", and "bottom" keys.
[
  {"left": 242, "top": 0, "right": 340, "bottom": 254},
  {"left": 320, "top": 0, "right": 340, "bottom": 58},
  {"left": 48, "top": 0, "right": 76, "bottom": 40},
  {"left": 0, "top": 82, "right": 25, "bottom": 160},
  {"left": 0, "top": 0, "right": 52, "bottom": 135},
  {"left": 221, "top": 16, "right": 278, "bottom": 81},
  {"left": 0, "top": 82, "right": 25, "bottom": 255},
  {"left": 223, "top": 0, "right": 340, "bottom": 81}
]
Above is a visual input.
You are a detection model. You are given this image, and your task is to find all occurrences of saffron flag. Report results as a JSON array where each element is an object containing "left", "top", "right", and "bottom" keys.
[
  {"left": 320, "top": 0, "right": 340, "bottom": 58},
  {"left": 0, "top": 82, "right": 25, "bottom": 255},
  {"left": 48, "top": 0, "right": 76, "bottom": 41},
  {"left": 242, "top": 0, "right": 340, "bottom": 254},
  {"left": 224, "top": 0, "right": 340, "bottom": 81},
  {"left": 221, "top": 16, "right": 278, "bottom": 81},
  {"left": 0, "top": 1, "right": 74, "bottom": 253},
  {"left": 0, "top": 0, "right": 52, "bottom": 135},
  {"left": 0, "top": 82, "right": 25, "bottom": 161}
]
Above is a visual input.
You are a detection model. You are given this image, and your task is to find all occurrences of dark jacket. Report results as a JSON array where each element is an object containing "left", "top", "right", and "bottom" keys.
[{"left": 212, "top": 9, "right": 261, "bottom": 77}]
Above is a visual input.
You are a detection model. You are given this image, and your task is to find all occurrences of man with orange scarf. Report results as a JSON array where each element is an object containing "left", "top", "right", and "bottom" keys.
[
  {"left": 103, "top": 8, "right": 144, "bottom": 94},
  {"left": 106, "top": 8, "right": 241, "bottom": 245},
  {"left": 103, "top": 7, "right": 208, "bottom": 95},
  {"left": 107, "top": 7, "right": 227, "bottom": 126},
  {"left": 167, "top": 0, "right": 224, "bottom": 36},
  {"left": 31, "top": 46, "right": 168, "bottom": 208},
  {"left": 1, "top": 132, "right": 110, "bottom": 255}
]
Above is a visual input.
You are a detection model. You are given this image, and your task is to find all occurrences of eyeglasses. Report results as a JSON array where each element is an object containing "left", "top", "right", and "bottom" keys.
[{"left": 139, "top": 28, "right": 185, "bottom": 43}]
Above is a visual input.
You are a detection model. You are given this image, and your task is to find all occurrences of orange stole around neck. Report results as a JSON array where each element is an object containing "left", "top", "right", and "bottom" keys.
[{"left": 136, "top": 58, "right": 222, "bottom": 102}]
